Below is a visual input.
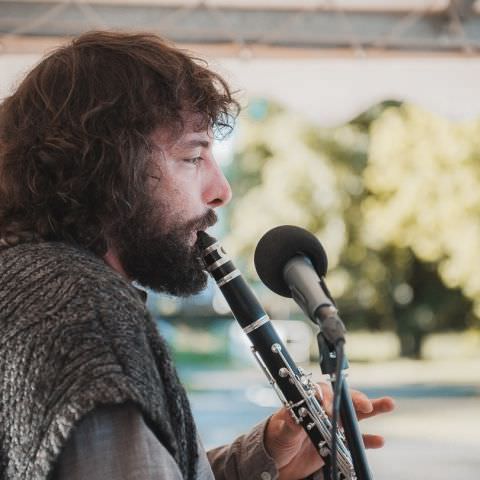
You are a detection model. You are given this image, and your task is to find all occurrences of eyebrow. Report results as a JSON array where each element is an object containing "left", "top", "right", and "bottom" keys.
[{"left": 176, "top": 139, "right": 211, "bottom": 149}]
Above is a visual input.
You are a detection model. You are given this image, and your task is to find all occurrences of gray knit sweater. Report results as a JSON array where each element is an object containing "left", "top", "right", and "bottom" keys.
[{"left": 0, "top": 241, "right": 197, "bottom": 480}]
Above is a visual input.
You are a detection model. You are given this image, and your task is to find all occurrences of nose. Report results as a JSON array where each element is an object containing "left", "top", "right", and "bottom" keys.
[{"left": 205, "top": 159, "right": 232, "bottom": 208}]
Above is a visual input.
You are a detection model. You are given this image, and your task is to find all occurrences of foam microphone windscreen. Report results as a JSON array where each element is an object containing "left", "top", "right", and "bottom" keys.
[{"left": 254, "top": 225, "right": 328, "bottom": 298}]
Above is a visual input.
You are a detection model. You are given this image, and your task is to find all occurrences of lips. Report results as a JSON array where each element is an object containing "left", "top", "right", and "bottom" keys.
[{"left": 186, "top": 211, "right": 217, "bottom": 246}]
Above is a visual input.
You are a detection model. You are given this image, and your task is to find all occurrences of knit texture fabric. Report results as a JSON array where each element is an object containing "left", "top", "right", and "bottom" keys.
[{"left": 0, "top": 241, "right": 198, "bottom": 480}]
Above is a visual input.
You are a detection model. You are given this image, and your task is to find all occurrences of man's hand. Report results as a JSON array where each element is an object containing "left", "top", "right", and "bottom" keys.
[{"left": 264, "top": 382, "right": 395, "bottom": 480}]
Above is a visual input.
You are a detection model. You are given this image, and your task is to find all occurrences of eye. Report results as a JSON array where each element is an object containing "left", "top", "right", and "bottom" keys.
[{"left": 184, "top": 156, "right": 203, "bottom": 165}]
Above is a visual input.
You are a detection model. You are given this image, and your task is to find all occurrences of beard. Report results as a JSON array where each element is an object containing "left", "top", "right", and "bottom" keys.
[{"left": 114, "top": 204, "right": 217, "bottom": 296}]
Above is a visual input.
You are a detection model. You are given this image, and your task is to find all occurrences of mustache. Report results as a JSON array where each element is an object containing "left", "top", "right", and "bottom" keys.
[{"left": 184, "top": 209, "right": 218, "bottom": 233}]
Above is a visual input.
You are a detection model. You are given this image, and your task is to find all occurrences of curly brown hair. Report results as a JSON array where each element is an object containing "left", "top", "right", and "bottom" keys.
[{"left": 0, "top": 31, "right": 239, "bottom": 255}]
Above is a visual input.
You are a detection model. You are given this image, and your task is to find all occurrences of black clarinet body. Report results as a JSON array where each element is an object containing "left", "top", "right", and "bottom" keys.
[{"left": 198, "top": 232, "right": 356, "bottom": 480}]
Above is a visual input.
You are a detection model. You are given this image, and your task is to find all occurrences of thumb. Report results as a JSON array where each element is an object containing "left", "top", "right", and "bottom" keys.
[{"left": 269, "top": 407, "right": 304, "bottom": 438}]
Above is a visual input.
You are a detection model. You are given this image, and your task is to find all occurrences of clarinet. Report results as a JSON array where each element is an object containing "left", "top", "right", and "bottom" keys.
[{"left": 198, "top": 232, "right": 356, "bottom": 480}]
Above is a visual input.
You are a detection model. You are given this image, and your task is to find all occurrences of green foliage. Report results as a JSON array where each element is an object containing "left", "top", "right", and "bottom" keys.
[
  {"left": 364, "top": 104, "right": 480, "bottom": 306},
  {"left": 226, "top": 99, "right": 478, "bottom": 358}
]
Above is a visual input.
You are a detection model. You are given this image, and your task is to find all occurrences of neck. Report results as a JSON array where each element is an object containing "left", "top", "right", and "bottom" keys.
[{"left": 103, "top": 248, "right": 131, "bottom": 280}]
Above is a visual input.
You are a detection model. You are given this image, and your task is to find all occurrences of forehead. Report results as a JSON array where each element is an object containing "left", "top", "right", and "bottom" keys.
[{"left": 150, "top": 114, "right": 212, "bottom": 151}]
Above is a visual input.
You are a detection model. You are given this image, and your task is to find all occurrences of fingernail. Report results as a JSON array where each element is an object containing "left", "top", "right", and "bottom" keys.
[{"left": 362, "top": 403, "right": 373, "bottom": 413}]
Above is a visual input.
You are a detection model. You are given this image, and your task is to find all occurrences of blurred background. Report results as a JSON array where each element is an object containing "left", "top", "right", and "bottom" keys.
[{"left": 1, "top": 1, "right": 479, "bottom": 478}]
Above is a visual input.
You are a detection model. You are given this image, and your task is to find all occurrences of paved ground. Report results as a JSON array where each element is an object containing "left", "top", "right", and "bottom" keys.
[
  {"left": 361, "top": 397, "right": 480, "bottom": 479},
  {"left": 183, "top": 358, "right": 480, "bottom": 479}
]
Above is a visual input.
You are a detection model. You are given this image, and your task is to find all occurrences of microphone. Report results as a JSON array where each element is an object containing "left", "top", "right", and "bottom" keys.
[
  {"left": 255, "top": 226, "right": 374, "bottom": 480},
  {"left": 254, "top": 225, "right": 346, "bottom": 345}
]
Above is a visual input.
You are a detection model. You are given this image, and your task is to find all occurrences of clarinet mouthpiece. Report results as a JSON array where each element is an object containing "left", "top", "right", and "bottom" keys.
[{"left": 197, "top": 230, "right": 216, "bottom": 248}]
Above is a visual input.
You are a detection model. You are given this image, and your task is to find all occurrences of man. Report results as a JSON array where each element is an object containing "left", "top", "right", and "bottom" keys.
[{"left": 0, "top": 31, "right": 394, "bottom": 480}]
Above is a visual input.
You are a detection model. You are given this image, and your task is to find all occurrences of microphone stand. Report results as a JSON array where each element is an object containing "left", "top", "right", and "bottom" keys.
[{"left": 316, "top": 331, "right": 373, "bottom": 480}]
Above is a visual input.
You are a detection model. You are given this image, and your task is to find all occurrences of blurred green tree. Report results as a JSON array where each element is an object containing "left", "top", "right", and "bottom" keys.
[{"left": 225, "top": 100, "right": 478, "bottom": 358}]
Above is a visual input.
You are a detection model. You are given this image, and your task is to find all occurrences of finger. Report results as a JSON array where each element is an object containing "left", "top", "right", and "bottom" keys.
[
  {"left": 316, "top": 381, "right": 333, "bottom": 401},
  {"left": 357, "top": 396, "right": 395, "bottom": 421},
  {"left": 350, "top": 389, "right": 374, "bottom": 415},
  {"left": 269, "top": 407, "right": 305, "bottom": 437},
  {"left": 363, "top": 433, "right": 385, "bottom": 449},
  {"left": 316, "top": 382, "right": 333, "bottom": 416}
]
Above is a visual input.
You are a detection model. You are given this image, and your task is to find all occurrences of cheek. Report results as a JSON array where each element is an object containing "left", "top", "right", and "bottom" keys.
[
  {"left": 177, "top": 191, "right": 200, "bottom": 216},
  {"left": 172, "top": 176, "right": 203, "bottom": 208},
  {"left": 151, "top": 171, "right": 204, "bottom": 223},
  {"left": 165, "top": 184, "right": 199, "bottom": 219}
]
